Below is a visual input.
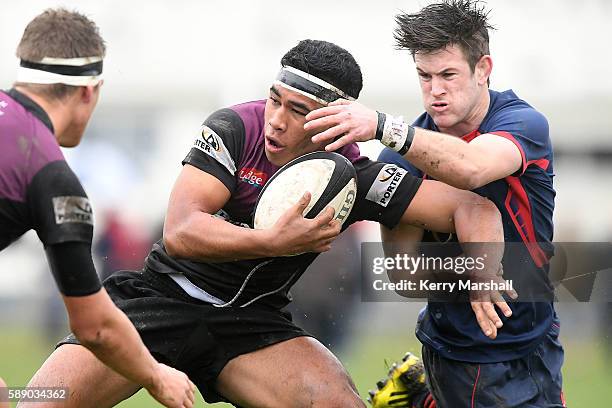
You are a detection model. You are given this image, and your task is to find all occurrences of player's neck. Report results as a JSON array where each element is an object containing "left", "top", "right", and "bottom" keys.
[{"left": 14, "top": 85, "right": 73, "bottom": 139}]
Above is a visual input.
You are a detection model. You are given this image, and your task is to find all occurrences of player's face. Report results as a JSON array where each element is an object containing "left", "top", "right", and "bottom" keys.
[
  {"left": 58, "top": 82, "right": 102, "bottom": 147},
  {"left": 414, "top": 44, "right": 490, "bottom": 137},
  {"left": 264, "top": 85, "right": 328, "bottom": 166}
]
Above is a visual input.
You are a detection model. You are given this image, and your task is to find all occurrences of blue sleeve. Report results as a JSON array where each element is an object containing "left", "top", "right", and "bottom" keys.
[
  {"left": 487, "top": 108, "right": 551, "bottom": 175},
  {"left": 377, "top": 147, "right": 424, "bottom": 177}
]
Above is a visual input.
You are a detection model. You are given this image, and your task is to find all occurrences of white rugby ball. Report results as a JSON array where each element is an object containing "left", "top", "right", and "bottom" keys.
[{"left": 253, "top": 152, "right": 357, "bottom": 230}]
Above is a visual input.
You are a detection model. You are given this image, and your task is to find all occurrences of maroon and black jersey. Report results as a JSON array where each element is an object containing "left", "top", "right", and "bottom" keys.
[
  {"left": 0, "top": 89, "right": 99, "bottom": 295},
  {"left": 146, "top": 100, "right": 423, "bottom": 309}
]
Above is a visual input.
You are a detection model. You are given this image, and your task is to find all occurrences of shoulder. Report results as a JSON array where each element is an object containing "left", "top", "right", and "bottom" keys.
[
  {"left": 0, "top": 94, "right": 64, "bottom": 183},
  {"left": 485, "top": 90, "right": 549, "bottom": 139},
  {"left": 226, "top": 99, "right": 266, "bottom": 129},
  {"left": 203, "top": 100, "right": 266, "bottom": 142}
]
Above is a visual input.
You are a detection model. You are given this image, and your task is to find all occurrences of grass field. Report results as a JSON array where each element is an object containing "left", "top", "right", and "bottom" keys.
[{"left": 1, "top": 327, "right": 609, "bottom": 407}]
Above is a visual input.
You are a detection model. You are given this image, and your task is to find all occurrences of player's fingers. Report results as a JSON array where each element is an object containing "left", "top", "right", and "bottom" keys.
[
  {"left": 314, "top": 242, "right": 333, "bottom": 253},
  {"left": 186, "top": 390, "right": 194, "bottom": 407},
  {"left": 505, "top": 287, "right": 518, "bottom": 300},
  {"left": 313, "top": 206, "right": 335, "bottom": 226},
  {"left": 471, "top": 302, "right": 495, "bottom": 338},
  {"left": 328, "top": 99, "right": 352, "bottom": 106},
  {"left": 320, "top": 223, "right": 341, "bottom": 240},
  {"left": 293, "top": 192, "right": 311, "bottom": 214},
  {"left": 186, "top": 379, "right": 195, "bottom": 401},
  {"left": 305, "top": 105, "right": 344, "bottom": 121},
  {"left": 491, "top": 291, "right": 513, "bottom": 318},
  {"left": 310, "top": 122, "right": 350, "bottom": 144},
  {"left": 305, "top": 116, "right": 340, "bottom": 134},
  {"left": 324, "top": 136, "right": 352, "bottom": 152},
  {"left": 482, "top": 299, "right": 503, "bottom": 329}
]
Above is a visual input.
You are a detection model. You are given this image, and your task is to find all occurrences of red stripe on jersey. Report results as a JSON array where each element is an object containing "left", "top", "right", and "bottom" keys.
[
  {"left": 505, "top": 176, "right": 549, "bottom": 267},
  {"left": 526, "top": 158, "right": 550, "bottom": 170}
]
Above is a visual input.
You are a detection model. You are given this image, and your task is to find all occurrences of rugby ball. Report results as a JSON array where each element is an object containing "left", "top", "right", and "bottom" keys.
[{"left": 253, "top": 152, "right": 357, "bottom": 230}]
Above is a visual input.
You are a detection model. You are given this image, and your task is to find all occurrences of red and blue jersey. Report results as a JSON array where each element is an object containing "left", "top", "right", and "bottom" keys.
[{"left": 379, "top": 89, "right": 557, "bottom": 362}]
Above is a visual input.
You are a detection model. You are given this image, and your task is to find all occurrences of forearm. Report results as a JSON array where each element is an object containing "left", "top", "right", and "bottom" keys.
[
  {"left": 405, "top": 128, "right": 481, "bottom": 189},
  {"left": 453, "top": 199, "right": 504, "bottom": 272},
  {"left": 72, "top": 303, "right": 161, "bottom": 390},
  {"left": 164, "top": 211, "right": 273, "bottom": 262}
]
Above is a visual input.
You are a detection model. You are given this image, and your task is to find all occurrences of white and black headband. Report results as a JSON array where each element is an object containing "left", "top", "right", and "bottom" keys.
[
  {"left": 274, "top": 66, "right": 355, "bottom": 106},
  {"left": 17, "top": 56, "right": 103, "bottom": 86}
]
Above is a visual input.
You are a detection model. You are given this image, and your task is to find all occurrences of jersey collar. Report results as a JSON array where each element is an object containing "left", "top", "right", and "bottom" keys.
[{"left": 6, "top": 88, "right": 55, "bottom": 133}]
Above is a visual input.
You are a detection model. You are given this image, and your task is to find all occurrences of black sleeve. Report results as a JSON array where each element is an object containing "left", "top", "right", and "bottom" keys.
[
  {"left": 347, "top": 158, "right": 423, "bottom": 229},
  {"left": 27, "top": 160, "right": 93, "bottom": 246},
  {"left": 45, "top": 241, "right": 102, "bottom": 296},
  {"left": 182, "top": 108, "right": 246, "bottom": 193}
]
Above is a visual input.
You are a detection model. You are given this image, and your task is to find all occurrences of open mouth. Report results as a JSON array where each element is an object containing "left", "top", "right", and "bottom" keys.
[
  {"left": 265, "top": 136, "right": 284, "bottom": 153},
  {"left": 431, "top": 101, "right": 449, "bottom": 112}
]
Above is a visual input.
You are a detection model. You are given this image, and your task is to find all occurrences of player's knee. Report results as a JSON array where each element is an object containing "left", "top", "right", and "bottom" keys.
[{"left": 295, "top": 371, "right": 364, "bottom": 408}]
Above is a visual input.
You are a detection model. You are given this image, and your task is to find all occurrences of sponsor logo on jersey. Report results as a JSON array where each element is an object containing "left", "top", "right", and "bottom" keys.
[
  {"left": 192, "top": 126, "right": 237, "bottom": 175},
  {"left": 202, "top": 129, "right": 220, "bottom": 151},
  {"left": 365, "top": 164, "right": 407, "bottom": 207},
  {"left": 0, "top": 100, "right": 7, "bottom": 116},
  {"left": 238, "top": 168, "right": 268, "bottom": 188},
  {"left": 52, "top": 196, "right": 94, "bottom": 225}
]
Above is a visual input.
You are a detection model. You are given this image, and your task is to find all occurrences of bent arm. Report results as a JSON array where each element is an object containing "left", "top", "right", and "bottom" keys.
[
  {"left": 46, "top": 242, "right": 192, "bottom": 403},
  {"left": 405, "top": 130, "right": 522, "bottom": 189},
  {"left": 162, "top": 164, "right": 339, "bottom": 262},
  {"left": 163, "top": 164, "right": 274, "bottom": 262},
  {"left": 399, "top": 179, "right": 503, "bottom": 242},
  {"left": 62, "top": 289, "right": 163, "bottom": 391}
]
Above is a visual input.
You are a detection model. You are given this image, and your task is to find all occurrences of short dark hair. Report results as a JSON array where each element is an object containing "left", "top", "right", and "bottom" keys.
[
  {"left": 280, "top": 39, "right": 363, "bottom": 100},
  {"left": 15, "top": 8, "right": 106, "bottom": 100},
  {"left": 394, "top": 0, "right": 494, "bottom": 71}
]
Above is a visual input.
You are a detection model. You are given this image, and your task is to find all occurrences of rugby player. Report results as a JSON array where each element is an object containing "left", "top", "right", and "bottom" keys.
[
  {"left": 304, "top": 1, "right": 562, "bottom": 406},
  {"left": 23, "top": 39, "right": 507, "bottom": 407},
  {"left": 0, "top": 9, "right": 194, "bottom": 407}
]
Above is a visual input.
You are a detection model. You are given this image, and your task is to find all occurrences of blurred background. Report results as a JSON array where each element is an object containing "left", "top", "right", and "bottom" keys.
[{"left": 1, "top": 0, "right": 611, "bottom": 406}]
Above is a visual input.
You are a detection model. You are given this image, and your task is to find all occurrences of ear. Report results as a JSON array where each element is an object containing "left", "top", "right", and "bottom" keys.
[
  {"left": 475, "top": 55, "right": 493, "bottom": 86},
  {"left": 79, "top": 85, "right": 96, "bottom": 104}
]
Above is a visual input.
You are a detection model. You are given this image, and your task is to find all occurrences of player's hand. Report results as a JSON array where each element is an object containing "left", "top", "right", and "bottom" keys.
[
  {"left": 269, "top": 192, "right": 342, "bottom": 256},
  {"left": 469, "top": 266, "right": 518, "bottom": 340},
  {"left": 305, "top": 99, "right": 378, "bottom": 151},
  {"left": 147, "top": 363, "right": 196, "bottom": 408}
]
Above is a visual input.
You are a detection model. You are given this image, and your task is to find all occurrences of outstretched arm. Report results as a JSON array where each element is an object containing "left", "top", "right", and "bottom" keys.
[
  {"left": 304, "top": 100, "right": 522, "bottom": 189},
  {"left": 45, "top": 242, "right": 195, "bottom": 408},
  {"left": 388, "top": 179, "right": 516, "bottom": 339}
]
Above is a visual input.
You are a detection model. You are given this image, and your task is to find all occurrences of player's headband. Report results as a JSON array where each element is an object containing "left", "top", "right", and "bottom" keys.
[
  {"left": 274, "top": 66, "right": 355, "bottom": 106},
  {"left": 17, "top": 56, "right": 103, "bottom": 86}
]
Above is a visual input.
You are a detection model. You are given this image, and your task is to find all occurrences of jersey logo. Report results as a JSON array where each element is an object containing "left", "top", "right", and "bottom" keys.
[
  {"left": 203, "top": 130, "right": 220, "bottom": 151},
  {"left": 0, "top": 100, "right": 7, "bottom": 116},
  {"left": 193, "top": 126, "right": 236, "bottom": 175},
  {"left": 238, "top": 168, "right": 268, "bottom": 188},
  {"left": 52, "top": 196, "right": 94, "bottom": 225},
  {"left": 366, "top": 164, "right": 407, "bottom": 207}
]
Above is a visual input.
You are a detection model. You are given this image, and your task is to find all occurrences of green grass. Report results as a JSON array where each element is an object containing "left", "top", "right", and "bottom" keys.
[{"left": 1, "top": 327, "right": 609, "bottom": 407}]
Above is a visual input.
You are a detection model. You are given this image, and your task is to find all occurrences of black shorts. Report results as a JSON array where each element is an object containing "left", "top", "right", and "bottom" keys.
[{"left": 57, "top": 268, "right": 310, "bottom": 403}]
